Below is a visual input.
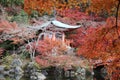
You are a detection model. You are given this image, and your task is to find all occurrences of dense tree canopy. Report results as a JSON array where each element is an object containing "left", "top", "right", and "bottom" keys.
[
  {"left": 24, "top": 0, "right": 80, "bottom": 15},
  {"left": 0, "top": 0, "right": 120, "bottom": 79}
]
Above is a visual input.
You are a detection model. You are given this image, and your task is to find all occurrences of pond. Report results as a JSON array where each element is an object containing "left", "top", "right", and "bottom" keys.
[
  {"left": 0, "top": 74, "right": 105, "bottom": 80},
  {"left": 0, "top": 67, "right": 107, "bottom": 80}
]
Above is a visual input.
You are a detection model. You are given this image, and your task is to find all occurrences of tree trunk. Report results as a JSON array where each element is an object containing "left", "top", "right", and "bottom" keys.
[
  {"left": 116, "top": 0, "right": 120, "bottom": 27},
  {"left": 116, "top": 0, "right": 120, "bottom": 36}
]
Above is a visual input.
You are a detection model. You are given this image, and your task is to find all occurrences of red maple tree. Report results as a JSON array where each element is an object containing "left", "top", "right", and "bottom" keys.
[{"left": 75, "top": 17, "right": 120, "bottom": 79}]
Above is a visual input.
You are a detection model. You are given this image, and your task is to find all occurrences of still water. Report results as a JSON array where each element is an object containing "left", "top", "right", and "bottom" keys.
[
  {"left": 0, "top": 72, "right": 105, "bottom": 80},
  {"left": 0, "top": 67, "right": 106, "bottom": 80},
  {"left": 0, "top": 75, "right": 94, "bottom": 80}
]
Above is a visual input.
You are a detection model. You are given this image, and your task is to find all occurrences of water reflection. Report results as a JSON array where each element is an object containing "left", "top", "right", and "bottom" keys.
[
  {"left": 0, "top": 74, "right": 24, "bottom": 80},
  {"left": 9, "top": 74, "right": 23, "bottom": 80},
  {"left": 0, "top": 74, "right": 104, "bottom": 80},
  {"left": 0, "top": 74, "right": 5, "bottom": 80},
  {"left": 46, "top": 75, "right": 93, "bottom": 80},
  {"left": 0, "top": 70, "right": 106, "bottom": 80},
  {"left": 46, "top": 72, "right": 94, "bottom": 80}
]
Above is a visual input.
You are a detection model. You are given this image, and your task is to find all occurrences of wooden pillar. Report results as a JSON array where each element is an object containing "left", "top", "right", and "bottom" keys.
[
  {"left": 62, "top": 33, "right": 65, "bottom": 43},
  {"left": 52, "top": 32, "right": 56, "bottom": 41}
]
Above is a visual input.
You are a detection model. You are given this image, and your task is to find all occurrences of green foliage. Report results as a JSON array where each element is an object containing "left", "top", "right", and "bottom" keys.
[
  {"left": 2, "top": 54, "right": 13, "bottom": 67},
  {"left": 30, "top": 10, "right": 39, "bottom": 18},
  {"left": 20, "top": 51, "right": 30, "bottom": 59},
  {"left": 33, "top": 62, "right": 41, "bottom": 69},
  {"left": 0, "top": 0, "right": 24, "bottom": 7},
  {"left": 11, "top": 10, "right": 28, "bottom": 24},
  {"left": 0, "top": 40, "right": 18, "bottom": 50}
]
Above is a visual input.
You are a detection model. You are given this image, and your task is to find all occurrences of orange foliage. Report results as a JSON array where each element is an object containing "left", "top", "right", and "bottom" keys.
[
  {"left": 24, "top": 0, "right": 80, "bottom": 15},
  {"left": 77, "top": 17, "right": 120, "bottom": 58},
  {"left": 24, "top": 0, "right": 54, "bottom": 15},
  {"left": 24, "top": 0, "right": 120, "bottom": 18},
  {"left": 28, "top": 36, "right": 70, "bottom": 56},
  {"left": 0, "top": 20, "right": 36, "bottom": 44},
  {"left": 0, "top": 20, "right": 18, "bottom": 33},
  {"left": 87, "top": 0, "right": 119, "bottom": 16},
  {"left": 77, "top": 17, "right": 120, "bottom": 79}
]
